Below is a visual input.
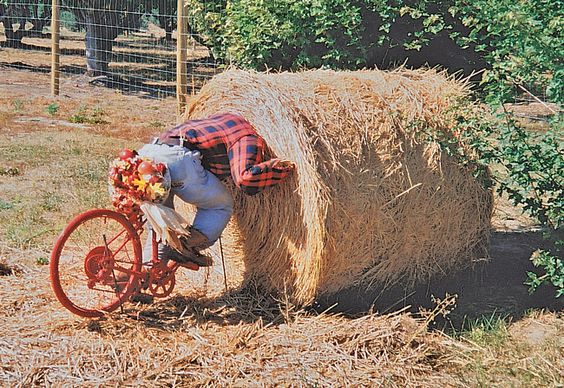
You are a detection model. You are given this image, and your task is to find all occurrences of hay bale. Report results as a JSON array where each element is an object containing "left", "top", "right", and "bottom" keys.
[{"left": 182, "top": 68, "right": 493, "bottom": 304}]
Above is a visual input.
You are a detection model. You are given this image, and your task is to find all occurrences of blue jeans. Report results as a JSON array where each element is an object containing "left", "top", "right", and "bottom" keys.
[{"left": 137, "top": 143, "right": 234, "bottom": 246}]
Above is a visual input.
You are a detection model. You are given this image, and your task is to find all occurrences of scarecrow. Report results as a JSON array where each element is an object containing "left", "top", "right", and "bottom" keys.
[{"left": 108, "top": 113, "right": 296, "bottom": 266}]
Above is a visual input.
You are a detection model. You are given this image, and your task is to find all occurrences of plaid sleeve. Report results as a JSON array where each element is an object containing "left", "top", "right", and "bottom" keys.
[{"left": 228, "top": 135, "right": 294, "bottom": 195}]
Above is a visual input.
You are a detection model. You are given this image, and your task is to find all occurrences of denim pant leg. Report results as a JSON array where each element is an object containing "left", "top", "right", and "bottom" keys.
[
  {"left": 169, "top": 151, "right": 233, "bottom": 245},
  {"left": 137, "top": 143, "right": 233, "bottom": 247}
]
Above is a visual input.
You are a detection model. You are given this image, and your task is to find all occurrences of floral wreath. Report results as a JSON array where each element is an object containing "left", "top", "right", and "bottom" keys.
[{"left": 108, "top": 148, "right": 170, "bottom": 216}]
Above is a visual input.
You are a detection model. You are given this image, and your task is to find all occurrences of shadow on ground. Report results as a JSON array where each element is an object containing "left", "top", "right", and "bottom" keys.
[
  {"left": 119, "top": 283, "right": 290, "bottom": 331},
  {"left": 315, "top": 230, "right": 563, "bottom": 327},
  {"left": 127, "top": 230, "right": 563, "bottom": 331}
]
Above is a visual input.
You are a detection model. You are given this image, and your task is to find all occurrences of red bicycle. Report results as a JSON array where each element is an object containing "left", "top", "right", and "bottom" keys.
[{"left": 50, "top": 208, "right": 200, "bottom": 318}]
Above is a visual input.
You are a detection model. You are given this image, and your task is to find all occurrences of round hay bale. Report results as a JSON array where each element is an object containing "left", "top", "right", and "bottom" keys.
[{"left": 182, "top": 68, "right": 493, "bottom": 305}]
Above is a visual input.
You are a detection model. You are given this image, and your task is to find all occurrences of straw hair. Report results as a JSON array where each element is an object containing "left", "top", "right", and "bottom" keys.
[{"left": 182, "top": 68, "right": 493, "bottom": 304}]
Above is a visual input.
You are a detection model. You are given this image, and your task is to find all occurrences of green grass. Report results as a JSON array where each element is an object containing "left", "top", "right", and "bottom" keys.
[
  {"left": 458, "top": 312, "right": 510, "bottom": 348},
  {"left": 69, "top": 105, "right": 108, "bottom": 124},
  {"left": 11, "top": 99, "right": 24, "bottom": 112},
  {"left": 447, "top": 311, "right": 563, "bottom": 386},
  {"left": 0, "top": 130, "right": 133, "bottom": 250},
  {"left": 40, "top": 191, "right": 64, "bottom": 212},
  {"left": 149, "top": 120, "right": 165, "bottom": 129},
  {"left": 0, "top": 199, "right": 13, "bottom": 210},
  {"left": 46, "top": 103, "right": 59, "bottom": 116},
  {"left": 35, "top": 256, "right": 49, "bottom": 265}
]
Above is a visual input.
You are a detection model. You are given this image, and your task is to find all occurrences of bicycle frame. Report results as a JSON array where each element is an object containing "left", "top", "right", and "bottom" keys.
[
  {"left": 123, "top": 215, "right": 200, "bottom": 298},
  {"left": 50, "top": 208, "right": 200, "bottom": 318}
]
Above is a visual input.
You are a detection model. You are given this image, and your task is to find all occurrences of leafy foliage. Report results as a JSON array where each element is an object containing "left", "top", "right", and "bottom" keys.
[
  {"left": 526, "top": 250, "right": 564, "bottom": 298},
  {"left": 450, "top": 107, "right": 563, "bottom": 298},
  {"left": 187, "top": 0, "right": 370, "bottom": 69},
  {"left": 187, "top": 0, "right": 562, "bottom": 106},
  {"left": 439, "top": 0, "right": 563, "bottom": 296},
  {"left": 187, "top": 0, "right": 453, "bottom": 69},
  {"left": 452, "top": 0, "right": 564, "bottom": 105}
]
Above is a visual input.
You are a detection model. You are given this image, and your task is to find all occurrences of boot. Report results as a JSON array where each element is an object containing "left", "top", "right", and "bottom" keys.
[
  {"left": 161, "top": 243, "right": 213, "bottom": 267},
  {"left": 181, "top": 227, "right": 210, "bottom": 251}
]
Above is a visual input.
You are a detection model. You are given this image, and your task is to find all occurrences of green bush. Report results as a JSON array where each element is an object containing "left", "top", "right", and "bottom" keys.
[
  {"left": 187, "top": 0, "right": 369, "bottom": 69},
  {"left": 458, "top": 0, "right": 563, "bottom": 295},
  {"left": 453, "top": 0, "right": 563, "bottom": 105},
  {"left": 452, "top": 108, "right": 563, "bottom": 298},
  {"left": 442, "top": 0, "right": 563, "bottom": 296},
  {"left": 188, "top": 0, "right": 468, "bottom": 70},
  {"left": 188, "top": 0, "right": 562, "bottom": 106}
]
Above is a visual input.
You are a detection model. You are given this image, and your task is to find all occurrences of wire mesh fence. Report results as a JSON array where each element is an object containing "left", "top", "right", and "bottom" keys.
[
  {"left": 510, "top": 83, "right": 560, "bottom": 125},
  {"left": 0, "top": 0, "right": 219, "bottom": 101}
]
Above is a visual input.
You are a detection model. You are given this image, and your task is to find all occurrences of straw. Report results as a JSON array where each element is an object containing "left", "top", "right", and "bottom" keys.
[{"left": 181, "top": 68, "right": 493, "bottom": 304}]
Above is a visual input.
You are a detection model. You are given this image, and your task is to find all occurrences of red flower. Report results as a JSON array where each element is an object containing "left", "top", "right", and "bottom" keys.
[{"left": 156, "top": 163, "right": 166, "bottom": 174}]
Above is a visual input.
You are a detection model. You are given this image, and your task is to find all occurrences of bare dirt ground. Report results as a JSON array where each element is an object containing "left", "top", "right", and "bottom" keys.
[
  {"left": 0, "top": 23, "right": 218, "bottom": 99},
  {"left": 0, "top": 60, "right": 562, "bottom": 386}
]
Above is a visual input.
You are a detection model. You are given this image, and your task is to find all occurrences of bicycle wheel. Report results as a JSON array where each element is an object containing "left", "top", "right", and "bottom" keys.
[{"left": 50, "top": 209, "right": 143, "bottom": 317}]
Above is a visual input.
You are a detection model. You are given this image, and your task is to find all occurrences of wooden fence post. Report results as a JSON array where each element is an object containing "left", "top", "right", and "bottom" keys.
[
  {"left": 51, "top": 0, "right": 60, "bottom": 96},
  {"left": 176, "top": 0, "right": 187, "bottom": 118}
]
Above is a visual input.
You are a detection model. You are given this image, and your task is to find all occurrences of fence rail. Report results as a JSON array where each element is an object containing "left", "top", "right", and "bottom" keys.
[{"left": 0, "top": 0, "right": 218, "bottom": 113}]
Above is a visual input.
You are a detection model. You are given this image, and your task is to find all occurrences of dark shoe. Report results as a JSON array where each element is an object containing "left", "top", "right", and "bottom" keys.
[{"left": 161, "top": 244, "right": 213, "bottom": 267}]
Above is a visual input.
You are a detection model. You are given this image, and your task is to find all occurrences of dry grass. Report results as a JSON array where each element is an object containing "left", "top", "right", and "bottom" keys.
[
  {"left": 0, "top": 66, "right": 562, "bottom": 387},
  {"left": 0, "top": 261, "right": 461, "bottom": 387},
  {"left": 1, "top": 243, "right": 561, "bottom": 386},
  {"left": 185, "top": 68, "right": 493, "bottom": 305},
  {"left": 453, "top": 312, "right": 564, "bottom": 386},
  {"left": 0, "top": 68, "right": 179, "bottom": 142}
]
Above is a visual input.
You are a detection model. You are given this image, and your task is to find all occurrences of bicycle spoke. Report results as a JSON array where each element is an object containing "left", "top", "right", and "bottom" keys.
[{"left": 51, "top": 209, "right": 142, "bottom": 317}]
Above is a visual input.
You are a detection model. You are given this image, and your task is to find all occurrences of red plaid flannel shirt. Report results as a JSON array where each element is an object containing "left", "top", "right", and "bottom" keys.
[{"left": 158, "top": 113, "right": 293, "bottom": 195}]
